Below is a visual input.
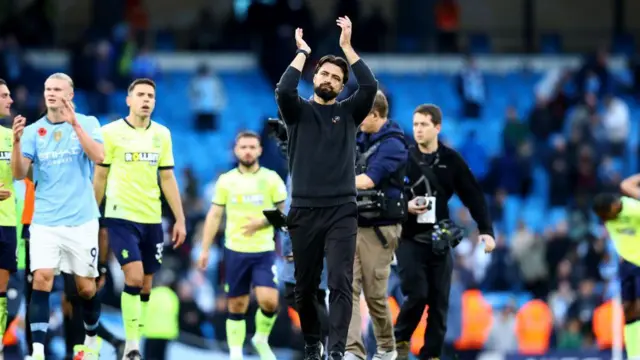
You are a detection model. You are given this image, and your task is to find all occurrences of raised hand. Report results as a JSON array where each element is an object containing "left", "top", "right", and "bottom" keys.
[
  {"left": 12, "top": 115, "right": 26, "bottom": 143},
  {"left": 294, "top": 28, "right": 311, "bottom": 54},
  {"left": 61, "top": 99, "right": 77, "bottom": 126},
  {"left": 336, "top": 16, "right": 353, "bottom": 48}
]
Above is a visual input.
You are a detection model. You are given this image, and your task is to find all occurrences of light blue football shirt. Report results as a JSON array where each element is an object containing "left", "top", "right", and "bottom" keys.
[{"left": 21, "top": 114, "right": 102, "bottom": 226}]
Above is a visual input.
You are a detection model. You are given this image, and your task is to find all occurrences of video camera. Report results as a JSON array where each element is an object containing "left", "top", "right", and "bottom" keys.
[
  {"left": 267, "top": 118, "right": 288, "bottom": 157},
  {"left": 430, "top": 219, "right": 464, "bottom": 255}
]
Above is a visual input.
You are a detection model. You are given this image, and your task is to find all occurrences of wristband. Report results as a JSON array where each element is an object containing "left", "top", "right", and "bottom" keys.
[
  {"left": 296, "top": 49, "right": 310, "bottom": 58},
  {"left": 98, "top": 263, "right": 108, "bottom": 276}
]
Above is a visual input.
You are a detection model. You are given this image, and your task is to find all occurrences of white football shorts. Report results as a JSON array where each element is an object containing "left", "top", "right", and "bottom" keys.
[{"left": 29, "top": 219, "right": 100, "bottom": 278}]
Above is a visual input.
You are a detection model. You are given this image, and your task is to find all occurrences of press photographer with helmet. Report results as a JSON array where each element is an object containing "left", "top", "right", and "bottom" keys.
[
  {"left": 346, "top": 90, "right": 408, "bottom": 360},
  {"left": 394, "top": 104, "right": 496, "bottom": 360}
]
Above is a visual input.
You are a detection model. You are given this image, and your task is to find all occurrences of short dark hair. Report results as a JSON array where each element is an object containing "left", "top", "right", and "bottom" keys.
[
  {"left": 414, "top": 104, "right": 443, "bottom": 126},
  {"left": 235, "top": 131, "right": 261, "bottom": 145},
  {"left": 592, "top": 193, "right": 619, "bottom": 216},
  {"left": 0, "top": 78, "right": 6, "bottom": 87},
  {"left": 370, "top": 90, "right": 389, "bottom": 118},
  {"left": 314, "top": 55, "right": 349, "bottom": 84},
  {"left": 128, "top": 78, "right": 156, "bottom": 93}
]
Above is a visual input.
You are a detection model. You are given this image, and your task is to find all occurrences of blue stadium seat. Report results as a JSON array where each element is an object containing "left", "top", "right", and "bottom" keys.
[
  {"left": 467, "top": 34, "right": 491, "bottom": 54},
  {"left": 540, "top": 34, "right": 562, "bottom": 54}
]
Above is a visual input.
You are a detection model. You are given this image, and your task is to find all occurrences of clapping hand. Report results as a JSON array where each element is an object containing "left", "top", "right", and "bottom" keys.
[
  {"left": 295, "top": 28, "right": 311, "bottom": 54},
  {"left": 336, "top": 16, "right": 353, "bottom": 48}
]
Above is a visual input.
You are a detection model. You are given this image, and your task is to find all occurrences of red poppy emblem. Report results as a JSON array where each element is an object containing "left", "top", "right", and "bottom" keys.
[{"left": 37, "top": 128, "right": 47, "bottom": 137}]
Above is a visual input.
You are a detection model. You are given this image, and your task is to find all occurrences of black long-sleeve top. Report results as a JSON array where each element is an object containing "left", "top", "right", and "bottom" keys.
[
  {"left": 402, "top": 143, "right": 494, "bottom": 240},
  {"left": 275, "top": 60, "right": 378, "bottom": 207}
]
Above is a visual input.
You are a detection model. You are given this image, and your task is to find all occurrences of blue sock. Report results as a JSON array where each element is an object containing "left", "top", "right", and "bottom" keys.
[
  {"left": 83, "top": 295, "right": 101, "bottom": 337},
  {"left": 29, "top": 290, "right": 50, "bottom": 344}
]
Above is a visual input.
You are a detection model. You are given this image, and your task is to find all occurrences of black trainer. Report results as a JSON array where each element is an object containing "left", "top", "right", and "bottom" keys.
[
  {"left": 304, "top": 342, "right": 324, "bottom": 360},
  {"left": 124, "top": 349, "right": 143, "bottom": 360}
]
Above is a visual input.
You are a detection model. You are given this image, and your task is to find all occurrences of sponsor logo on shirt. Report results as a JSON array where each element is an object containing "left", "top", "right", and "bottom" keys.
[
  {"left": 231, "top": 194, "right": 264, "bottom": 205},
  {"left": 38, "top": 147, "right": 82, "bottom": 166},
  {"left": 124, "top": 152, "right": 159, "bottom": 165}
]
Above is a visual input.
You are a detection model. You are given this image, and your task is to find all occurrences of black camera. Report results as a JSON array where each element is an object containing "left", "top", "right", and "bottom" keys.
[
  {"left": 430, "top": 219, "right": 465, "bottom": 255},
  {"left": 267, "top": 118, "right": 288, "bottom": 157}
]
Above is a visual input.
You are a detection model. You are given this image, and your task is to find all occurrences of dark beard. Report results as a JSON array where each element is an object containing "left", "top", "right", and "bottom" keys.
[
  {"left": 314, "top": 86, "right": 338, "bottom": 102},
  {"left": 239, "top": 159, "right": 256, "bottom": 167}
]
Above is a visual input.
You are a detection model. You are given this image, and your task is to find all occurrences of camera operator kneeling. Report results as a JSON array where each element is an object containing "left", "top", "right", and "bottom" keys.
[
  {"left": 346, "top": 91, "right": 408, "bottom": 360},
  {"left": 394, "top": 104, "right": 496, "bottom": 360}
]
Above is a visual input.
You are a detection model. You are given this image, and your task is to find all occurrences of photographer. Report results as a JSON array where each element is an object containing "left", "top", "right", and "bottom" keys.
[
  {"left": 346, "top": 91, "right": 407, "bottom": 360},
  {"left": 394, "top": 104, "right": 495, "bottom": 360}
]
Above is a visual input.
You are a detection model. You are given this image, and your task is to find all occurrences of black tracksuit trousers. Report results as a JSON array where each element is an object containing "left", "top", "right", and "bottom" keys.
[{"left": 288, "top": 202, "right": 357, "bottom": 354}]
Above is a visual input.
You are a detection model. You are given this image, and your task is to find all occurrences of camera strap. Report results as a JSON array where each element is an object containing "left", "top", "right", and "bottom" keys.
[
  {"left": 408, "top": 147, "right": 445, "bottom": 197},
  {"left": 372, "top": 226, "right": 389, "bottom": 249},
  {"left": 359, "top": 132, "right": 407, "bottom": 163}
]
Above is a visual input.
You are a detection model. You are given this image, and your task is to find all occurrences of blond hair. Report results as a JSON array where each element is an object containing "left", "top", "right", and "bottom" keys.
[{"left": 46, "top": 73, "right": 74, "bottom": 88}]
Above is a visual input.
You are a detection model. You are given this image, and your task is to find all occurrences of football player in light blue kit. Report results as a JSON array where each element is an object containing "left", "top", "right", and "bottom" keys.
[{"left": 10, "top": 73, "right": 105, "bottom": 360}]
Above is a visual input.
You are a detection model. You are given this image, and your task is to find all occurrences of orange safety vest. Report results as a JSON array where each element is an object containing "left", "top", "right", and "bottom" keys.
[
  {"left": 592, "top": 300, "right": 625, "bottom": 349},
  {"left": 2, "top": 318, "right": 18, "bottom": 346},
  {"left": 410, "top": 307, "right": 429, "bottom": 355},
  {"left": 288, "top": 306, "right": 301, "bottom": 330},
  {"left": 515, "top": 299, "right": 553, "bottom": 354},
  {"left": 389, "top": 296, "right": 400, "bottom": 324},
  {"left": 436, "top": 2, "right": 460, "bottom": 31},
  {"left": 455, "top": 290, "right": 493, "bottom": 350},
  {"left": 22, "top": 178, "right": 35, "bottom": 225}
]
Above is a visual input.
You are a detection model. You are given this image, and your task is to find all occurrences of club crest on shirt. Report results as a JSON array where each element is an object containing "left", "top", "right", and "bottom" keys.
[
  {"left": 53, "top": 130, "right": 62, "bottom": 142},
  {"left": 152, "top": 135, "right": 162, "bottom": 149},
  {"left": 332, "top": 116, "right": 341, "bottom": 123}
]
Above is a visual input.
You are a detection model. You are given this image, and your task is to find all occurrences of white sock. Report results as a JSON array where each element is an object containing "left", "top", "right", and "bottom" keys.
[
  {"left": 32, "top": 343, "right": 45, "bottom": 356},
  {"left": 125, "top": 340, "right": 139, "bottom": 353},
  {"left": 84, "top": 335, "right": 98, "bottom": 349},
  {"left": 229, "top": 346, "right": 243, "bottom": 358},
  {"left": 252, "top": 333, "right": 269, "bottom": 343}
]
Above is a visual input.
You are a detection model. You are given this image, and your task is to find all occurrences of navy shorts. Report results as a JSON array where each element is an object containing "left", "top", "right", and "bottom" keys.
[
  {"left": 0, "top": 226, "right": 17, "bottom": 273},
  {"left": 620, "top": 259, "right": 640, "bottom": 302},
  {"left": 224, "top": 249, "right": 277, "bottom": 297},
  {"left": 105, "top": 218, "right": 164, "bottom": 275}
]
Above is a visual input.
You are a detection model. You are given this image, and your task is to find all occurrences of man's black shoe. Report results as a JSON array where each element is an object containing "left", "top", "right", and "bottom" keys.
[
  {"left": 303, "top": 342, "right": 324, "bottom": 360},
  {"left": 329, "top": 351, "right": 344, "bottom": 360}
]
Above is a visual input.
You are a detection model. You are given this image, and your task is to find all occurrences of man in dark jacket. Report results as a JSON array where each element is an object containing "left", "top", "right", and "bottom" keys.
[
  {"left": 346, "top": 91, "right": 407, "bottom": 360},
  {"left": 395, "top": 104, "right": 495, "bottom": 360}
]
